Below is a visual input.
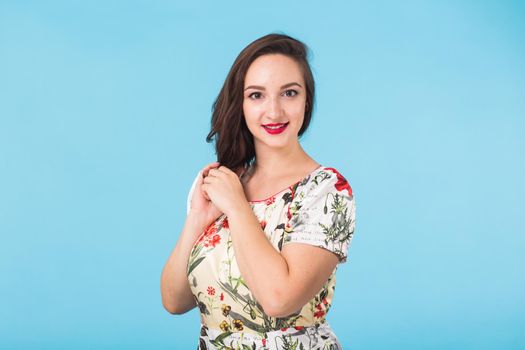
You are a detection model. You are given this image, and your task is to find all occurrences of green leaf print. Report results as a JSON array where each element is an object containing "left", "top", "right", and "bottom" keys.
[
  {"left": 277, "top": 333, "right": 300, "bottom": 350},
  {"left": 312, "top": 171, "right": 331, "bottom": 186},
  {"left": 209, "top": 330, "right": 232, "bottom": 348},
  {"left": 187, "top": 243, "right": 205, "bottom": 276},
  {"left": 231, "top": 276, "right": 249, "bottom": 293},
  {"left": 274, "top": 312, "right": 302, "bottom": 330},
  {"left": 275, "top": 223, "right": 286, "bottom": 251},
  {"left": 187, "top": 256, "right": 205, "bottom": 276},
  {"left": 320, "top": 287, "right": 328, "bottom": 301},
  {"left": 218, "top": 280, "right": 249, "bottom": 305},
  {"left": 319, "top": 192, "right": 353, "bottom": 259},
  {"left": 228, "top": 310, "right": 267, "bottom": 333},
  {"left": 282, "top": 191, "right": 293, "bottom": 205}
]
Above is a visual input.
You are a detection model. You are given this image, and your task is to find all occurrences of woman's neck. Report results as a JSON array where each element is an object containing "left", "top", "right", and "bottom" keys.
[{"left": 247, "top": 141, "right": 318, "bottom": 181}]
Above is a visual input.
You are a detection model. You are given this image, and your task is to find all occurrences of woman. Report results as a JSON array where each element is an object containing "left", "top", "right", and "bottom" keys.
[{"left": 161, "top": 33, "right": 356, "bottom": 349}]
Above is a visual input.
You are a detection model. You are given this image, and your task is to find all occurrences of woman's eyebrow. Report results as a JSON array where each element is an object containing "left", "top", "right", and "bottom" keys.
[{"left": 244, "top": 82, "right": 302, "bottom": 91}]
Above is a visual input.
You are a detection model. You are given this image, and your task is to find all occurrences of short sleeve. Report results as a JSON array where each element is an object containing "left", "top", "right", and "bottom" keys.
[
  {"left": 186, "top": 170, "right": 202, "bottom": 215},
  {"left": 283, "top": 168, "right": 356, "bottom": 264}
]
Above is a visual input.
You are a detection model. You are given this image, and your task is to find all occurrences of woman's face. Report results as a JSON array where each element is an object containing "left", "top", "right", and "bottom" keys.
[{"left": 243, "top": 54, "right": 307, "bottom": 151}]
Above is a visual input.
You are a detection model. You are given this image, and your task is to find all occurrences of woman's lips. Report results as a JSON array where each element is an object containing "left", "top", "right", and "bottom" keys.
[{"left": 262, "top": 122, "right": 289, "bottom": 135}]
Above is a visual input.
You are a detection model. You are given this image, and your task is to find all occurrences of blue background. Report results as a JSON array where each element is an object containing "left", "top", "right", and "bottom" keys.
[{"left": 1, "top": 1, "right": 524, "bottom": 349}]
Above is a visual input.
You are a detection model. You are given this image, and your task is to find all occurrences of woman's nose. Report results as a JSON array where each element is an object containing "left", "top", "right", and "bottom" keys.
[{"left": 266, "top": 96, "right": 283, "bottom": 119}]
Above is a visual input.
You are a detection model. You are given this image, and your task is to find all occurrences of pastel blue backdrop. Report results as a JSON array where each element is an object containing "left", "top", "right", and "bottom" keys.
[{"left": 1, "top": 1, "right": 524, "bottom": 349}]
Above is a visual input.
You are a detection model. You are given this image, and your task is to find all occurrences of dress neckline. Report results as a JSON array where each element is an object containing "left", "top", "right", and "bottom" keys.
[{"left": 244, "top": 164, "right": 324, "bottom": 204}]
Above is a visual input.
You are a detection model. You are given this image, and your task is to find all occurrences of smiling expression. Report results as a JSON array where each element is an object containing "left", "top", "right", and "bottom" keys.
[{"left": 243, "top": 54, "right": 307, "bottom": 150}]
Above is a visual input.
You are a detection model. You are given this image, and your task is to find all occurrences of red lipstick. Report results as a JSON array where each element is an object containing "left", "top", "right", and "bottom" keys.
[{"left": 262, "top": 122, "right": 289, "bottom": 135}]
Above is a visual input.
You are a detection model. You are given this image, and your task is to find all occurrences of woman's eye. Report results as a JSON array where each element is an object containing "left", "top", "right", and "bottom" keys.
[
  {"left": 284, "top": 89, "right": 298, "bottom": 97},
  {"left": 248, "top": 92, "right": 262, "bottom": 99},
  {"left": 248, "top": 90, "right": 298, "bottom": 99}
]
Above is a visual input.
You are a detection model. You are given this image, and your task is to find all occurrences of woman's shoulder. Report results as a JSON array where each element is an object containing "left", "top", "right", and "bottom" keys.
[{"left": 304, "top": 165, "right": 353, "bottom": 198}]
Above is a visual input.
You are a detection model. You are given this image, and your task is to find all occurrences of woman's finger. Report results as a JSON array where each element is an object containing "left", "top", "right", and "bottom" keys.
[
  {"left": 202, "top": 162, "right": 220, "bottom": 177},
  {"left": 207, "top": 168, "right": 223, "bottom": 178},
  {"left": 201, "top": 161, "right": 219, "bottom": 173}
]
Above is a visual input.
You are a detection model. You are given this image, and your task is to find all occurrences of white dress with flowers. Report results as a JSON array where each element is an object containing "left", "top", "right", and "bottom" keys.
[{"left": 185, "top": 165, "right": 356, "bottom": 350}]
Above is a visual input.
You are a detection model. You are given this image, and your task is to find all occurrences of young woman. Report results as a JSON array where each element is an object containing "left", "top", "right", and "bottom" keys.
[{"left": 161, "top": 33, "right": 356, "bottom": 349}]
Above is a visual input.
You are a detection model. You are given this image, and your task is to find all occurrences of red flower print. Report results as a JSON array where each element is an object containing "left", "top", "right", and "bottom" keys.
[
  {"left": 294, "top": 326, "right": 304, "bottom": 330},
  {"left": 316, "top": 303, "right": 323, "bottom": 311},
  {"left": 314, "top": 310, "right": 326, "bottom": 318},
  {"left": 205, "top": 223, "right": 218, "bottom": 235},
  {"left": 220, "top": 293, "right": 224, "bottom": 301},
  {"left": 262, "top": 339, "right": 267, "bottom": 346},
  {"left": 260, "top": 220, "right": 267, "bottom": 230},
  {"left": 202, "top": 232, "right": 221, "bottom": 248},
  {"left": 281, "top": 327, "right": 289, "bottom": 331},
  {"left": 210, "top": 234, "right": 221, "bottom": 247},
  {"left": 197, "top": 222, "right": 218, "bottom": 245},
  {"left": 325, "top": 167, "right": 352, "bottom": 196},
  {"left": 207, "top": 286, "right": 215, "bottom": 296},
  {"left": 322, "top": 298, "right": 328, "bottom": 305},
  {"left": 266, "top": 196, "right": 275, "bottom": 205},
  {"left": 222, "top": 218, "right": 229, "bottom": 229}
]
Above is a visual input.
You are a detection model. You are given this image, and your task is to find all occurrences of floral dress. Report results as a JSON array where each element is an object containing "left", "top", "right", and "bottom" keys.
[{"left": 185, "top": 165, "right": 356, "bottom": 350}]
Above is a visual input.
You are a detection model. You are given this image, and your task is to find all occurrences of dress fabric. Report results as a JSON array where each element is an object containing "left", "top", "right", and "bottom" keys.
[{"left": 186, "top": 165, "right": 356, "bottom": 350}]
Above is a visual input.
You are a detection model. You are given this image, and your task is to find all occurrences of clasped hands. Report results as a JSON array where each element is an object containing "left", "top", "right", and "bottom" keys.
[{"left": 198, "top": 162, "right": 249, "bottom": 218}]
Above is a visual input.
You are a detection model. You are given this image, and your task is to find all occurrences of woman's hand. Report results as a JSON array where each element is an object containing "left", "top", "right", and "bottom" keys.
[
  {"left": 187, "top": 162, "right": 223, "bottom": 228},
  {"left": 201, "top": 165, "right": 249, "bottom": 218}
]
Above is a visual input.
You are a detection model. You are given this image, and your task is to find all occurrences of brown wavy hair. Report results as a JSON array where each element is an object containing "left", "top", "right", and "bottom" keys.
[{"left": 205, "top": 32, "right": 316, "bottom": 173}]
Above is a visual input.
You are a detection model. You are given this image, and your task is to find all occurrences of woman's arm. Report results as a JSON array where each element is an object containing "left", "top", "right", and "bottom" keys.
[
  {"left": 160, "top": 212, "right": 208, "bottom": 314},
  {"left": 228, "top": 202, "right": 339, "bottom": 318},
  {"left": 161, "top": 162, "right": 222, "bottom": 314}
]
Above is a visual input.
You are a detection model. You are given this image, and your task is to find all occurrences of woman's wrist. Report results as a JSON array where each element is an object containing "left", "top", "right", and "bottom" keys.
[
  {"left": 226, "top": 201, "right": 252, "bottom": 222},
  {"left": 185, "top": 211, "right": 209, "bottom": 232}
]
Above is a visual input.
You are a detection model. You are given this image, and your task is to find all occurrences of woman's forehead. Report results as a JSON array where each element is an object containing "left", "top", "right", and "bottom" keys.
[{"left": 244, "top": 54, "right": 303, "bottom": 87}]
